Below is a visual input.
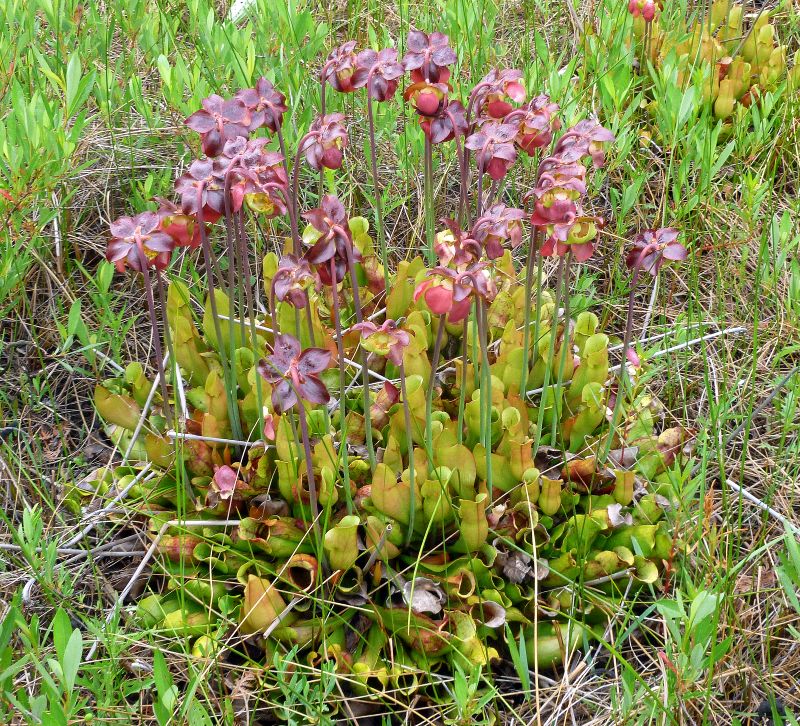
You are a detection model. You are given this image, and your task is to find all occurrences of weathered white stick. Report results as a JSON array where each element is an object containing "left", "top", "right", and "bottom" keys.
[
  {"left": 726, "top": 479, "right": 800, "bottom": 537},
  {"left": 165, "top": 430, "right": 272, "bottom": 449}
]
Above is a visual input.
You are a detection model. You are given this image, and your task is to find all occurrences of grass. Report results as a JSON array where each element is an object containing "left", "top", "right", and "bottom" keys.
[{"left": 1, "top": 0, "right": 799, "bottom": 723}]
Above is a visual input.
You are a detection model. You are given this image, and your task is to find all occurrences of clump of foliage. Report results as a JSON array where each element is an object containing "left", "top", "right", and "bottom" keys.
[
  {"left": 630, "top": 0, "right": 798, "bottom": 119},
  {"left": 83, "top": 25, "right": 693, "bottom": 714}
]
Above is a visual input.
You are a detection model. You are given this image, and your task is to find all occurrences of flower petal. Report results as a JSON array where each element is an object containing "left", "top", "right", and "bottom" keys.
[{"left": 297, "top": 347, "right": 332, "bottom": 376}]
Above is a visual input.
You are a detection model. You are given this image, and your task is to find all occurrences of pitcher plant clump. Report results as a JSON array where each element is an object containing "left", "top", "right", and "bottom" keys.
[{"left": 87, "top": 26, "right": 694, "bottom": 711}]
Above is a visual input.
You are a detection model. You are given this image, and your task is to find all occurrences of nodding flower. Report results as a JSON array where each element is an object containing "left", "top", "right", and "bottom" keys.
[
  {"left": 474, "top": 69, "right": 527, "bottom": 119},
  {"left": 552, "top": 119, "right": 615, "bottom": 169},
  {"left": 465, "top": 121, "right": 519, "bottom": 181},
  {"left": 628, "top": 0, "right": 658, "bottom": 22},
  {"left": 224, "top": 137, "right": 288, "bottom": 218},
  {"left": 402, "top": 28, "right": 457, "bottom": 85},
  {"left": 257, "top": 334, "right": 331, "bottom": 413},
  {"left": 323, "top": 41, "right": 361, "bottom": 93},
  {"left": 107, "top": 212, "right": 175, "bottom": 273},
  {"left": 353, "top": 48, "right": 405, "bottom": 102},
  {"left": 185, "top": 94, "right": 251, "bottom": 157},
  {"left": 272, "top": 254, "right": 318, "bottom": 309},
  {"left": 414, "top": 263, "right": 497, "bottom": 323},
  {"left": 302, "top": 114, "right": 348, "bottom": 171},
  {"left": 351, "top": 320, "right": 411, "bottom": 366},
  {"left": 175, "top": 157, "right": 237, "bottom": 224},
  {"left": 155, "top": 198, "right": 202, "bottom": 249},
  {"left": 236, "top": 77, "right": 288, "bottom": 133},
  {"left": 512, "top": 95, "right": 561, "bottom": 155},
  {"left": 433, "top": 218, "right": 482, "bottom": 267},
  {"left": 302, "top": 194, "right": 359, "bottom": 286},
  {"left": 404, "top": 78, "right": 449, "bottom": 117},
  {"left": 419, "top": 99, "right": 468, "bottom": 144},
  {"left": 472, "top": 204, "right": 526, "bottom": 260},
  {"left": 626, "top": 228, "right": 687, "bottom": 274}
]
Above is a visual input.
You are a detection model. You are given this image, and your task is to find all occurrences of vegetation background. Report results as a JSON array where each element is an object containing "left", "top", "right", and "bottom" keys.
[{"left": 0, "top": 0, "right": 798, "bottom": 723}]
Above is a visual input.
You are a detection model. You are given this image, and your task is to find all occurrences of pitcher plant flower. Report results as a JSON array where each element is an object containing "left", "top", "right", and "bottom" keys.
[
  {"left": 257, "top": 333, "right": 331, "bottom": 414},
  {"left": 185, "top": 94, "right": 252, "bottom": 157},
  {"left": 625, "top": 227, "right": 687, "bottom": 274},
  {"left": 236, "top": 77, "right": 288, "bottom": 133}
]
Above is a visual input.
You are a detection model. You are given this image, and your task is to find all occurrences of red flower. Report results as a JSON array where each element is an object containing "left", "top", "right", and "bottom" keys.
[
  {"left": 513, "top": 95, "right": 561, "bottom": 155},
  {"left": 323, "top": 41, "right": 361, "bottom": 93},
  {"left": 175, "top": 157, "right": 238, "bottom": 222},
  {"left": 533, "top": 157, "right": 587, "bottom": 201},
  {"left": 538, "top": 203, "right": 602, "bottom": 262},
  {"left": 628, "top": 0, "right": 658, "bottom": 21},
  {"left": 351, "top": 320, "right": 410, "bottom": 366},
  {"left": 272, "top": 254, "right": 317, "bottom": 309},
  {"left": 433, "top": 218, "right": 481, "bottom": 267},
  {"left": 302, "top": 194, "right": 359, "bottom": 285},
  {"left": 476, "top": 69, "right": 527, "bottom": 119},
  {"left": 353, "top": 48, "right": 405, "bottom": 101},
  {"left": 420, "top": 100, "right": 468, "bottom": 144},
  {"left": 402, "top": 29, "right": 457, "bottom": 84},
  {"left": 226, "top": 137, "right": 288, "bottom": 218},
  {"left": 472, "top": 204, "right": 526, "bottom": 259},
  {"left": 185, "top": 94, "right": 251, "bottom": 157},
  {"left": 106, "top": 212, "right": 175, "bottom": 273},
  {"left": 303, "top": 114, "right": 348, "bottom": 171},
  {"left": 625, "top": 228, "right": 686, "bottom": 274},
  {"left": 403, "top": 79, "right": 449, "bottom": 117},
  {"left": 465, "top": 122, "right": 519, "bottom": 181},
  {"left": 236, "top": 77, "right": 288, "bottom": 133},
  {"left": 257, "top": 334, "right": 331, "bottom": 413},
  {"left": 155, "top": 198, "right": 201, "bottom": 248},
  {"left": 414, "top": 263, "right": 497, "bottom": 323}
]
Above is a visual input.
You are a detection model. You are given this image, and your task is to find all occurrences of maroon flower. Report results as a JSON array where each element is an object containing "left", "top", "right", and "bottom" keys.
[
  {"left": 420, "top": 100, "right": 468, "bottom": 144},
  {"left": 513, "top": 95, "right": 561, "bottom": 155},
  {"left": 465, "top": 122, "right": 519, "bottom": 181},
  {"left": 185, "top": 94, "right": 251, "bottom": 157},
  {"left": 533, "top": 156, "right": 587, "bottom": 201},
  {"left": 351, "top": 320, "right": 410, "bottom": 366},
  {"left": 403, "top": 79, "right": 449, "bottom": 117},
  {"left": 433, "top": 218, "right": 481, "bottom": 267},
  {"left": 472, "top": 204, "right": 526, "bottom": 259},
  {"left": 226, "top": 137, "right": 288, "bottom": 218},
  {"left": 414, "top": 263, "right": 497, "bottom": 323},
  {"left": 236, "top": 77, "right": 288, "bottom": 133},
  {"left": 257, "top": 334, "right": 331, "bottom": 413},
  {"left": 106, "top": 211, "right": 175, "bottom": 273},
  {"left": 323, "top": 41, "right": 361, "bottom": 93},
  {"left": 537, "top": 203, "right": 602, "bottom": 262},
  {"left": 155, "top": 198, "right": 202, "bottom": 248},
  {"left": 402, "top": 29, "right": 457, "bottom": 84},
  {"left": 476, "top": 69, "right": 527, "bottom": 119},
  {"left": 272, "top": 254, "right": 318, "bottom": 308},
  {"left": 353, "top": 48, "right": 405, "bottom": 101},
  {"left": 302, "top": 194, "right": 359, "bottom": 285},
  {"left": 175, "top": 157, "right": 237, "bottom": 222},
  {"left": 303, "top": 114, "right": 348, "bottom": 171},
  {"left": 553, "top": 119, "right": 615, "bottom": 168},
  {"left": 625, "top": 228, "right": 686, "bottom": 274}
]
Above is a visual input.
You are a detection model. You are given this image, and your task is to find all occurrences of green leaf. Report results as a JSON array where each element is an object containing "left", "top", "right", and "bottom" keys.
[
  {"left": 65, "top": 54, "right": 81, "bottom": 115},
  {"left": 61, "top": 628, "right": 82, "bottom": 694}
]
